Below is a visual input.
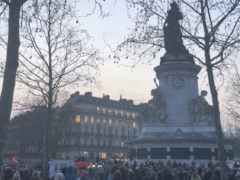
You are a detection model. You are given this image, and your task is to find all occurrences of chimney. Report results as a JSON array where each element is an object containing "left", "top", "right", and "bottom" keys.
[{"left": 85, "top": 92, "right": 92, "bottom": 97}]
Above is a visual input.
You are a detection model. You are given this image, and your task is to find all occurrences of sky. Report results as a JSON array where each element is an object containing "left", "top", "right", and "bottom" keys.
[{"left": 0, "top": 0, "right": 231, "bottom": 119}]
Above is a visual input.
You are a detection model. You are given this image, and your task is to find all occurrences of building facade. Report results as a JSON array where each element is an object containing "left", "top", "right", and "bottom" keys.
[{"left": 56, "top": 91, "right": 142, "bottom": 163}]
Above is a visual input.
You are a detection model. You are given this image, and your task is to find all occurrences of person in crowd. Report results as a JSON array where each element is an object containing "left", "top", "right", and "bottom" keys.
[
  {"left": 65, "top": 166, "right": 78, "bottom": 180},
  {"left": 107, "top": 166, "right": 118, "bottom": 180},
  {"left": 112, "top": 172, "right": 123, "bottom": 180},
  {"left": 149, "top": 171, "right": 157, "bottom": 180},
  {"left": 80, "top": 170, "right": 89, "bottom": 180},
  {"left": 97, "top": 171, "right": 105, "bottom": 180},
  {"left": 13, "top": 171, "right": 21, "bottom": 180},
  {"left": 31, "top": 171, "right": 41, "bottom": 180},
  {"left": 54, "top": 172, "right": 64, "bottom": 180}
]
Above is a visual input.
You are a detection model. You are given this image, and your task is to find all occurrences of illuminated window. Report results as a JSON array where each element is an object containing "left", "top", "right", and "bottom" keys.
[
  {"left": 115, "top": 110, "right": 118, "bottom": 115},
  {"left": 127, "top": 112, "right": 129, "bottom": 118},
  {"left": 103, "top": 119, "right": 106, "bottom": 124},
  {"left": 103, "top": 108, "right": 106, "bottom": 114},
  {"left": 133, "top": 122, "right": 136, "bottom": 128},
  {"left": 99, "top": 152, "right": 107, "bottom": 158},
  {"left": 121, "top": 111, "right": 123, "bottom": 116},
  {"left": 97, "top": 107, "right": 100, "bottom": 113},
  {"left": 91, "top": 117, "right": 94, "bottom": 124},
  {"left": 132, "top": 113, "right": 135, "bottom": 118},
  {"left": 122, "top": 141, "right": 124, "bottom": 147},
  {"left": 109, "top": 110, "right": 112, "bottom": 115},
  {"left": 116, "top": 120, "right": 118, "bottom": 126},
  {"left": 76, "top": 115, "right": 80, "bottom": 123},
  {"left": 109, "top": 119, "right": 112, "bottom": 126},
  {"left": 97, "top": 118, "right": 100, "bottom": 123},
  {"left": 115, "top": 141, "right": 118, "bottom": 146},
  {"left": 84, "top": 151, "right": 89, "bottom": 158},
  {"left": 85, "top": 116, "right": 88, "bottom": 123}
]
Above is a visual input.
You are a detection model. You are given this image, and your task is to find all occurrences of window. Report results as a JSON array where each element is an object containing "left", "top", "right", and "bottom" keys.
[
  {"left": 122, "top": 130, "right": 124, "bottom": 136},
  {"left": 115, "top": 110, "right": 118, "bottom": 115},
  {"left": 121, "top": 111, "right": 123, "bottom": 116},
  {"left": 133, "top": 122, "right": 136, "bottom": 128},
  {"left": 116, "top": 130, "right": 118, "bottom": 137},
  {"left": 91, "top": 139, "right": 93, "bottom": 146},
  {"left": 76, "top": 116, "right": 80, "bottom": 123},
  {"left": 116, "top": 120, "right": 118, "bottom": 126},
  {"left": 115, "top": 141, "right": 118, "bottom": 146},
  {"left": 109, "top": 110, "right": 112, "bottom": 115},
  {"left": 97, "top": 118, "right": 100, "bottom": 123},
  {"left": 132, "top": 113, "right": 135, "bottom": 118},
  {"left": 103, "top": 108, "right": 106, "bottom": 114},
  {"left": 91, "top": 117, "right": 94, "bottom": 124},
  {"left": 122, "top": 141, "right": 124, "bottom": 147},
  {"left": 99, "top": 152, "right": 107, "bottom": 158},
  {"left": 97, "top": 140, "right": 100, "bottom": 146},
  {"left": 122, "top": 121, "right": 124, "bottom": 126},
  {"left": 103, "top": 119, "right": 106, "bottom": 124},
  {"left": 84, "top": 151, "right": 89, "bottom": 158},
  {"left": 91, "top": 128, "right": 94, "bottom": 134},
  {"left": 97, "top": 107, "right": 100, "bottom": 113},
  {"left": 85, "top": 116, "right": 88, "bottom": 123},
  {"left": 84, "top": 139, "right": 87, "bottom": 146},
  {"left": 128, "top": 131, "right": 130, "bottom": 138},
  {"left": 127, "top": 112, "right": 129, "bottom": 118},
  {"left": 103, "top": 140, "right": 106, "bottom": 146},
  {"left": 103, "top": 129, "right": 106, "bottom": 136},
  {"left": 109, "top": 140, "right": 112, "bottom": 146},
  {"left": 109, "top": 119, "right": 112, "bottom": 126},
  {"left": 128, "top": 122, "right": 130, "bottom": 127}
]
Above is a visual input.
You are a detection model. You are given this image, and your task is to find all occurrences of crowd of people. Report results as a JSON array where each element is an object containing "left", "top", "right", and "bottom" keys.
[{"left": 2, "top": 160, "right": 240, "bottom": 180}]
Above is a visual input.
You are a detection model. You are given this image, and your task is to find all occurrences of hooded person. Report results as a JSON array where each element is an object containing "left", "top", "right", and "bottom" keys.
[{"left": 65, "top": 166, "right": 78, "bottom": 180}]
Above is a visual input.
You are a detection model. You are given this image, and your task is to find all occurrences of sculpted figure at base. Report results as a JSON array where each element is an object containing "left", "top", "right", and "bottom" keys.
[
  {"left": 189, "top": 90, "right": 214, "bottom": 125},
  {"left": 141, "top": 85, "right": 168, "bottom": 124}
]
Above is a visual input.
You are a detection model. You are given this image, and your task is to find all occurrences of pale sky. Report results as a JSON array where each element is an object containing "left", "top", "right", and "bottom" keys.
[{"left": 0, "top": 0, "right": 230, "bottom": 118}]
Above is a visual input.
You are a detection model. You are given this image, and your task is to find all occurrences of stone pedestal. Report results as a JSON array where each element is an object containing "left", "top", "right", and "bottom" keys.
[{"left": 128, "top": 54, "right": 234, "bottom": 165}]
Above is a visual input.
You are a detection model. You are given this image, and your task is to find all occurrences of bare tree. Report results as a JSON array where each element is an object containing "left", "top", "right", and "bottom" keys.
[
  {"left": 15, "top": 0, "right": 104, "bottom": 174},
  {"left": 0, "top": 0, "right": 108, "bottom": 177},
  {"left": 0, "top": 0, "right": 28, "bottom": 178},
  {"left": 110, "top": 0, "right": 240, "bottom": 179}
]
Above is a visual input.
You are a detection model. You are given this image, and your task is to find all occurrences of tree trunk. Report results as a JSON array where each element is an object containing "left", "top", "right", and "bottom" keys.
[
  {"left": 0, "top": 2, "right": 22, "bottom": 179},
  {"left": 206, "top": 51, "right": 228, "bottom": 180}
]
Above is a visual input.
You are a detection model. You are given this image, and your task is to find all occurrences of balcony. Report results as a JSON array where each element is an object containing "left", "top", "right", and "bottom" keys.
[{"left": 121, "top": 135, "right": 127, "bottom": 139}]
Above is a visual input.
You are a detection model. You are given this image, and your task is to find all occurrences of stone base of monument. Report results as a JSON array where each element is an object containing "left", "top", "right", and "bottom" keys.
[
  {"left": 127, "top": 125, "right": 234, "bottom": 165},
  {"left": 129, "top": 53, "right": 234, "bottom": 166}
]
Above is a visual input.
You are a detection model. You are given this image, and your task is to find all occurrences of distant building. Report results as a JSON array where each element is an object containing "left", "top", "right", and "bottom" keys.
[
  {"left": 57, "top": 91, "right": 142, "bottom": 163},
  {"left": 3, "top": 91, "right": 143, "bottom": 165}
]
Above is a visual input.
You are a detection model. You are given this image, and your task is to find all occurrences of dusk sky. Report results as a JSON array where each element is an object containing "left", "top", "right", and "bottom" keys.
[{"left": 0, "top": 0, "right": 229, "bottom": 117}]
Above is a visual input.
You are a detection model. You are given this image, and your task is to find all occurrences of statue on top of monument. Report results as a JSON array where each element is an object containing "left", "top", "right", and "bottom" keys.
[
  {"left": 163, "top": 1, "right": 189, "bottom": 55},
  {"left": 189, "top": 90, "right": 214, "bottom": 125},
  {"left": 140, "top": 78, "right": 168, "bottom": 124}
]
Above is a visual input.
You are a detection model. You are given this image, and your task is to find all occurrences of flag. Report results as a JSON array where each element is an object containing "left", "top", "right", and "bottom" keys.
[{"left": 48, "top": 159, "right": 55, "bottom": 179}]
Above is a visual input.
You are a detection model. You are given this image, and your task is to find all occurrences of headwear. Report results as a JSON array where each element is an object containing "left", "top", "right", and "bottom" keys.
[
  {"left": 150, "top": 171, "right": 157, "bottom": 179},
  {"left": 81, "top": 170, "right": 89, "bottom": 178},
  {"left": 32, "top": 171, "right": 41, "bottom": 180},
  {"left": 54, "top": 172, "right": 64, "bottom": 180},
  {"left": 13, "top": 171, "right": 20, "bottom": 180}
]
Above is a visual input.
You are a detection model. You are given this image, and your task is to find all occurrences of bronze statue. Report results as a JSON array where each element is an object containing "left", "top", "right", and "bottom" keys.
[{"left": 163, "top": 1, "right": 189, "bottom": 54}]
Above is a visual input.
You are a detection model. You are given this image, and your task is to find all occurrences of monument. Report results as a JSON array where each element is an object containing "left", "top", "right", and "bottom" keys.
[{"left": 128, "top": 2, "right": 233, "bottom": 164}]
